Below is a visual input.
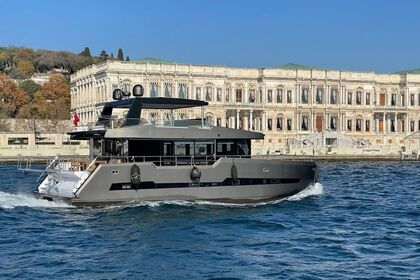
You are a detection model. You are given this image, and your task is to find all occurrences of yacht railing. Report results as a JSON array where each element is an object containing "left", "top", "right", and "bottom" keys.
[
  {"left": 98, "top": 154, "right": 249, "bottom": 166},
  {"left": 72, "top": 116, "right": 212, "bottom": 132}
]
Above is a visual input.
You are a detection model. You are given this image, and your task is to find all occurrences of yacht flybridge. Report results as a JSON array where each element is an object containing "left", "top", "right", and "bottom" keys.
[{"left": 25, "top": 85, "right": 318, "bottom": 206}]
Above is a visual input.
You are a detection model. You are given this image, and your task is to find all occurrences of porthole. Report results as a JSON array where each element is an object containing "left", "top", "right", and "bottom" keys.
[{"left": 111, "top": 170, "right": 119, "bottom": 175}]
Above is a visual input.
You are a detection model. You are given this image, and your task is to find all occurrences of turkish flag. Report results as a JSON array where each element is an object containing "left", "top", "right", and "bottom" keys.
[{"left": 73, "top": 112, "right": 80, "bottom": 127}]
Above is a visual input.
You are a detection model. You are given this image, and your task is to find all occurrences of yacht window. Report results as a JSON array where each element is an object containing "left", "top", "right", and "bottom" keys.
[
  {"left": 217, "top": 140, "right": 234, "bottom": 155},
  {"left": 163, "top": 141, "right": 173, "bottom": 156},
  {"left": 194, "top": 141, "right": 214, "bottom": 156},
  {"left": 174, "top": 142, "right": 192, "bottom": 156},
  {"left": 236, "top": 140, "right": 250, "bottom": 155},
  {"left": 92, "top": 139, "right": 102, "bottom": 157}
]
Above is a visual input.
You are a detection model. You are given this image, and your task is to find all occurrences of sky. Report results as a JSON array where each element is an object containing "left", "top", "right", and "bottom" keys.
[{"left": 0, "top": 0, "right": 419, "bottom": 73}]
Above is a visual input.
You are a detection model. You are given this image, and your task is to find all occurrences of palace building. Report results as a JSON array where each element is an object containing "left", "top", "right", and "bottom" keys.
[{"left": 70, "top": 60, "right": 420, "bottom": 155}]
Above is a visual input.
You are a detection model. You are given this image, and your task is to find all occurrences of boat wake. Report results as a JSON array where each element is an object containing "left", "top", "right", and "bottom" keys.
[
  {"left": 286, "top": 182, "right": 324, "bottom": 201},
  {"left": 0, "top": 191, "right": 71, "bottom": 210},
  {"left": 113, "top": 182, "right": 324, "bottom": 209}
]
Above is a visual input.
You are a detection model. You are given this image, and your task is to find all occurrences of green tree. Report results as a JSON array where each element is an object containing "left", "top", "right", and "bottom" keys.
[
  {"left": 117, "top": 48, "right": 124, "bottom": 60},
  {"left": 98, "top": 50, "right": 109, "bottom": 62},
  {"left": 19, "top": 79, "right": 42, "bottom": 97},
  {"left": 110, "top": 53, "right": 114, "bottom": 60},
  {"left": 126, "top": 56, "right": 130, "bottom": 61},
  {"left": 80, "top": 47, "right": 92, "bottom": 57}
]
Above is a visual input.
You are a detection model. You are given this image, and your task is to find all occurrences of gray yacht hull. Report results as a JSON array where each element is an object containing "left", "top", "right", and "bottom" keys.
[{"left": 61, "top": 158, "right": 318, "bottom": 206}]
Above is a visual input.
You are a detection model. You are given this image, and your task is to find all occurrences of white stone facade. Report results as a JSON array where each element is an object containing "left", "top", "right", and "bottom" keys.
[{"left": 70, "top": 61, "right": 420, "bottom": 154}]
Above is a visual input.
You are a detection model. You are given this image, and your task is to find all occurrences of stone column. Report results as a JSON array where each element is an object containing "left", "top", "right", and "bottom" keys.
[
  {"left": 250, "top": 110, "right": 253, "bottom": 131},
  {"left": 236, "top": 109, "right": 240, "bottom": 129},
  {"left": 395, "top": 112, "right": 398, "bottom": 134}
]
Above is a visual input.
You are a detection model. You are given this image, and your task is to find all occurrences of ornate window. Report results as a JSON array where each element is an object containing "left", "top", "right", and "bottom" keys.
[
  {"left": 205, "top": 86, "right": 212, "bottom": 101},
  {"left": 267, "top": 118, "right": 272, "bottom": 130},
  {"left": 195, "top": 87, "right": 201, "bottom": 100},
  {"left": 287, "top": 90, "right": 292, "bottom": 103},
  {"left": 411, "top": 94, "right": 415, "bottom": 106},
  {"left": 225, "top": 88, "right": 230, "bottom": 102},
  {"left": 276, "top": 88, "right": 283, "bottom": 103},
  {"left": 301, "top": 87, "right": 308, "bottom": 104},
  {"left": 356, "top": 118, "right": 362, "bottom": 131},
  {"left": 216, "top": 88, "right": 222, "bottom": 102},
  {"left": 287, "top": 119, "right": 292, "bottom": 131},
  {"left": 236, "top": 88, "right": 243, "bottom": 103},
  {"left": 267, "top": 89, "right": 272, "bottom": 103},
  {"left": 330, "top": 117, "right": 337, "bottom": 130},
  {"left": 276, "top": 115, "right": 283, "bottom": 131},
  {"left": 249, "top": 89, "right": 256, "bottom": 103},
  {"left": 178, "top": 83, "right": 187, "bottom": 99},
  {"left": 366, "top": 92, "right": 371, "bottom": 105},
  {"left": 150, "top": 82, "right": 158, "bottom": 97},
  {"left": 330, "top": 88, "right": 337, "bottom": 104},
  {"left": 316, "top": 87, "right": 323, "bottom": 104},
  {"left": 347, "top": 92, "right": 352, "bottom": 105},
  {"left": 391, "top": 93, "right": 396, "bottom": 106},
  {"left": 301, "top": 116, "right": 308, "bottom": 131},
  {"left": 347, "top": 119, "right": 352, "bottom": 131},
  {"left": 356, "top": 91, "right": 362, "bottom": 105},
  {"left": 164, "top": 83, "right": 172, "bottom": 98},
  {"left": 365, "top": 120, "right": 370, "bottom": 132}
]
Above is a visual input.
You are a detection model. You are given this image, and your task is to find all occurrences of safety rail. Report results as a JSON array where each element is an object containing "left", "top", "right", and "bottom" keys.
[
  {"left": 72, "top": 116, "right": 213, "bottom": 132},
  {"left": 98, "top": 154, "right": 250, "bottom": 166}
]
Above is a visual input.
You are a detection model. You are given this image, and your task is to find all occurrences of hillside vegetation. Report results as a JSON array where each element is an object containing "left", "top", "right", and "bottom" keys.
[{"left": 0, "top": 46, "right": 129, "bottom": 120}]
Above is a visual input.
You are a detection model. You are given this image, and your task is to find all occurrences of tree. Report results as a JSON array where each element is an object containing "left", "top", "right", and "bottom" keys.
[
  {"left": 98, "top": 50, "right": 109, "bottom": 62},
  {"left": 117, "top": 48, "right": 124, "bottom": 61},
  {"left": 19, "top": 79, "right": 42, "bottom": 97},
  {"left": 10, "top": 60, "right": 35, "bottom": 79},
  {"left": 110, "top": 53, "right": 114, "bottom": 60},
  {"left": 126, "top": 56, "right": 130, "bottom": 61},
  {"left": 31, "top": 74, "right": 70, "bottom": 119},
  {"left": 80, "top": 47, "right": 92, "bottom": 58},
  {"left": 0, "top": 74, "right": 30, "bottom": 117}
]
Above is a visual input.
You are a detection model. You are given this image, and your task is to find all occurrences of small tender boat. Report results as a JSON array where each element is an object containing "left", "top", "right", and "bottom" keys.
[{"left": 23, "top": 85, "right": 318, "bottom": 206}]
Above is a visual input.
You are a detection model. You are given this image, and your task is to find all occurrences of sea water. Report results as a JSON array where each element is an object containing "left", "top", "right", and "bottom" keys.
[{"left": 0, "top": 162, "right": 418, "bottom": 279}]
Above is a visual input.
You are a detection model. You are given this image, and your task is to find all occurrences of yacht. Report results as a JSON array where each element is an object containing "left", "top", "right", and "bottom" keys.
[{"left": 27, "top": 85, "right": 318, "bottom": 206}]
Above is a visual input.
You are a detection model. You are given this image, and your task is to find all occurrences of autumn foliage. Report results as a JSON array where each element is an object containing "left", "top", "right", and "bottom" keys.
[
  {"left": 0, "top": 74, "right": 29, "bottom": 117},
  {"left": 0, "top": 74, "right": 70, "bottom": 119}
]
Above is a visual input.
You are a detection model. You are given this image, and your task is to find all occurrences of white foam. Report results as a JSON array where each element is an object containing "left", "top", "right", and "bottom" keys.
[
  {"left": 110, "top": 182, "right": 324, "bottom": 209},
  {"left": 0, "top": 191, "right": 71, "bottom": 209},
  {"left": 286, "top": 182, "right": 324, "bottom": 201}
]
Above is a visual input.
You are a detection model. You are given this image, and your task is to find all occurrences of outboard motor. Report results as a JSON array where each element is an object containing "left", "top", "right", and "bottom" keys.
[
  {"left": 112, "top": 89, "right": 124, "bottom": 100},
  {"left": 132, "top": 84, "right": 144, "bottom": 97},
  {"left": 131, "top": 164, "right": 141, "bottom": 189},
  {"left": 190, "top": 166, "right": 201, "bottom": 184}
]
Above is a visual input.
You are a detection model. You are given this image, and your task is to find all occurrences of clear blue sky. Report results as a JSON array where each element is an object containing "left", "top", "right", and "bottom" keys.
[{"left": 0, "top": 0, "right": 419, "bottom": 72}]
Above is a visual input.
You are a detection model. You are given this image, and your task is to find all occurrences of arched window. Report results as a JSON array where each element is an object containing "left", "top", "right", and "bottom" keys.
[
  {"left": 301, "top": 86, "right": 309, "bottom": 104},
  {"left": 178, "top": 83, "right": 187, "bottom": 99},
  {"left": 249, "top": 87, "right": 256, "bottom": 103},
  {"left": 195, "top": 87, "right": 201, "bottom": 100},
  {"left": 205, "top": 113, "right": 214, "bottom": 125},
  {"left": 164, "top": 83, "right": 172, "bottom": 98},
  {"left": 330, "top": 87, "right": 338, "bottom": 104},
  {"left": 150, "top": 82, "right": 158, "bottom": 97},
  {"left": 235, "top": 86, "right": 243, "bottom": 103},
  {"left": 301, "top": 116, "right": 309, "bottom": 131},
  {"left": 316, "top": 87, "right": 323, "bottom": 104},
  {"left": 276, "top": 87, "right": 284, "bottom": 103},
  {"left": 205, "top": 85, "right": 213, "bottom": 101},
  {"left": 276, "top": 114, "right": 283, "bottom": 131}
]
